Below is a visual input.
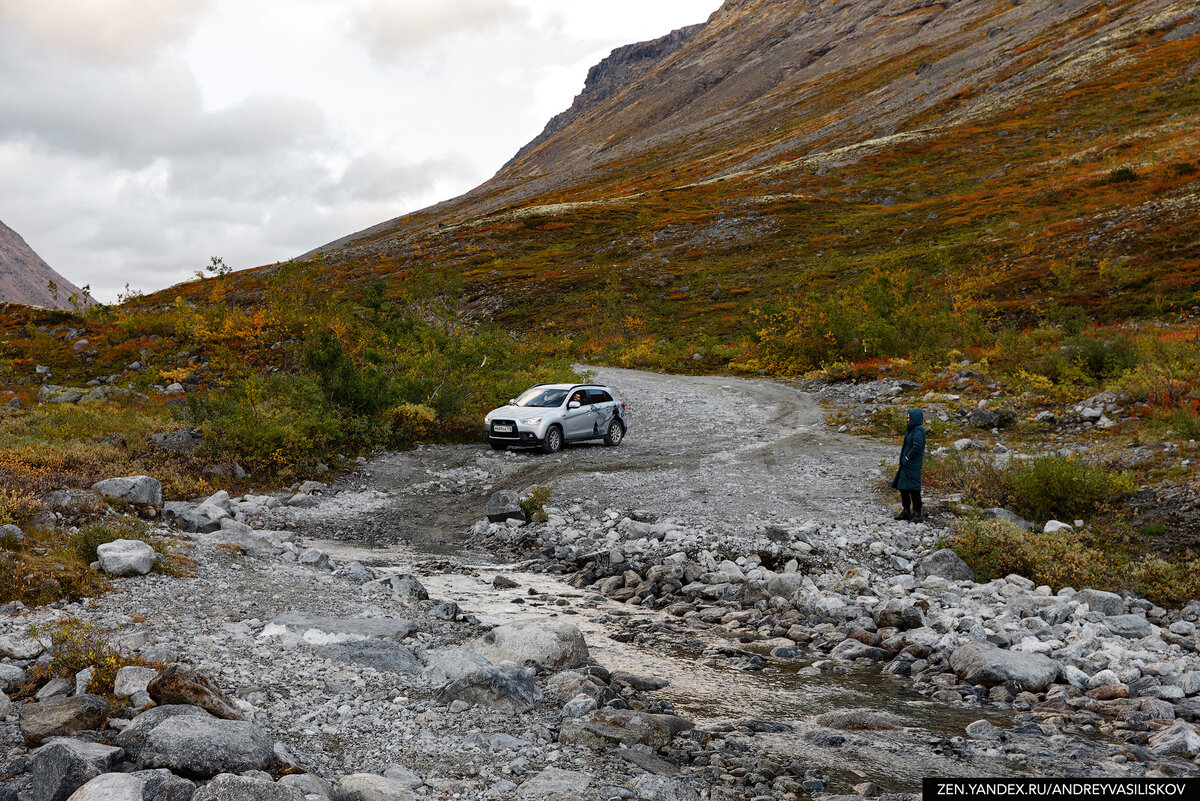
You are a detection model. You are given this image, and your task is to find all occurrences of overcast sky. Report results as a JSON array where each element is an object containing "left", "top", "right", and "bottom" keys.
[{"left": 0, "top": 0, "right": 719, "bottom": 302}]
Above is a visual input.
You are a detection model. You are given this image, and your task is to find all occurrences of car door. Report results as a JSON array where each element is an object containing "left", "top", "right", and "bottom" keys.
[
  {"left": 586, "top": 389, "right": 616, "bottom": 437},
  {"left": 562, "top": 391, "right": 592, "bottom": 440}
]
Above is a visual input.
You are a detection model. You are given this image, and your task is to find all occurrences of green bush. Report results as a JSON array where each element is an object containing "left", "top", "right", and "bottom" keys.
[
  {"left": 520, "top": 486, "right": 552, "bottom": 523},
  {"left": 71, "top": 518, "right": 150, "bottom": 563},
  {"left": 1007, "top": 456, "right": 1137, "bottom": 521},
  {"left": 943, "top": 519, "right": 1108, "bottom": 590}
]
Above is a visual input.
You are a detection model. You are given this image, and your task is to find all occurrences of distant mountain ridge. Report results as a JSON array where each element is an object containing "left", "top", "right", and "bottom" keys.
[{"left": 0, "top": 219, "right": 88, "bottom": 310}]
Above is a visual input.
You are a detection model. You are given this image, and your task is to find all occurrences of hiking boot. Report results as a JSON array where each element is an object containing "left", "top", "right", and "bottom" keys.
[
  {"left": 911, "top": 514, "right": 925, "bottom": 524},
  {"left": 894, "top": 510, "right": 912, "bottom": 521}
]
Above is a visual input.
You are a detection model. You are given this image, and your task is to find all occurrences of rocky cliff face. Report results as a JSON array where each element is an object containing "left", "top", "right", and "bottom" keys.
[{"left": 0, "top": 220, "right": 88, "bottom": 309}]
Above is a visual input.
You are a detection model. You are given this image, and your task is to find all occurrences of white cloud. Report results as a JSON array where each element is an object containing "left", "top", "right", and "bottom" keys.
[
  {"left": 353, "top": 0, "right": 533, "bottom": 59},
  {"left": 0, "top": 0, "right": 209, "bottom": 63}
]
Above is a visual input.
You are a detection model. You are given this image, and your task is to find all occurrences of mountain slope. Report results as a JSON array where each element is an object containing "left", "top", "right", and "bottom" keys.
[
  {"left": 0, "top": 220, "right": 89, "bottom": 310},
  {"left": 271, "top": 0, "right": 1199, "bottom": 351}
]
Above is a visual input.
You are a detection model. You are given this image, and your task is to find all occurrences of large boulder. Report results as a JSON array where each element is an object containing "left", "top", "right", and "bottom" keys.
[
  {"left": 471, "top": 621, "right": 589, "bottom": 668},
  {"left": 64, "top": 774, "right": 144, "bottom": 801},
  {"left": 516, "top": 767, "right": 591, "bottom": 798},
  {"left": 91, "top": 476, "right": 162, "bottom": 507},
  {"left": 20, "top": 695, "right": 109, "bottom": 746},
  {"left": 114, "top": 666, "right": 158, "bottom": 699},
  {"left": 191, "top": 774, "right": 302, "bottom": 801},
  {"left": 874, "top": 599, "right": 925, "bottom": 630},
  {"left": 1147, "top": 720, "right": 1200, "bottom": 757},
  {"left": 96, "top": 539, "right": 156, "bottom": 577},
  {"left": 148, "top": 665, "right": 242, "bottom": 720},
  {"left": 437, "top": 663, "right": 541, "bottom": 712},
  {"left": 765, "top": 573, "right": 806, "bottom": 599},
  {"left": 262, "top": 612, "right": 416, "bottom": 644},
  {"left": 380, "top": 575, "right": 429, "bottom": 604},
  {"left": 335, "top": 774, "right": 416, "bottom": 801},
  {"left": 913, "top": 549, "right": 975, "bottom": 582},
  {"left": 422, "top": 649, "right": 492, "bottom": 688},
  {"left": 1106, "top": 614, "right": 1154, "bottom": 639},
  {"left": 119, "top": 706, "right": 273, "bottom": 778},
  {"left": 0, "top": 632, "right": 46, "bottom": 659},
  {"left": 148, "top": 429, "right": 203, "bottom": 455},
  {"left": 558, "top": 708, "right": 693, "bottom": 750},
  {"left": 317, "top": 641, "right": 422, "bottom": 676},
  {"left": 1073, "top": 588, "right": 1126, "bottom": 617},
  {"left": 485, "top": 491, "right": 525, "bottom": 524},
  {"left": 949, "top": 643, "right": 1058, "bottom": 692},
  {"left": 30, "top": 739, "right": 124, "bottom": 801},
  {"left": 130, "top": 770, "right": 195, "bottom": 801}
]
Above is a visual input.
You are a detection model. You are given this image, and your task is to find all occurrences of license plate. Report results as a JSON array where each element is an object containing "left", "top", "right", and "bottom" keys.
[{"left": 493, "top": 424, "right": 513, "bottom": 433}]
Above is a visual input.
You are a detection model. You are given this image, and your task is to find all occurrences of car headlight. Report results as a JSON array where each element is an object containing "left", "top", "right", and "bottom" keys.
[
  {"left": 484, "top": 411, "right": 495, "bottom": 422},
  {"left": 520, "top": 417, "right": 543, "bottom": 425}
]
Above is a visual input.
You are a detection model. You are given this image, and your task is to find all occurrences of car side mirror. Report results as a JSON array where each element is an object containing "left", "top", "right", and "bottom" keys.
[
  {"left": 568, "top": 401, "right": 580, "bottom": 409},
  {"left": 508, "top": 399, "right": 515, "bottom": 406}
]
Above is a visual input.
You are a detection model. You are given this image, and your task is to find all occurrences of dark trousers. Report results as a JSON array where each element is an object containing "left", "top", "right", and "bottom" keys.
[{"left": 901, "top": 489, "right": 922, "bottom": 514}]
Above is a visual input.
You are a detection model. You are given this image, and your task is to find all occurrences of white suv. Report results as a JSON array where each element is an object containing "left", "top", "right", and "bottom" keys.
[{"left": 484, "top": 383, "right": 627, "bottom": 453}]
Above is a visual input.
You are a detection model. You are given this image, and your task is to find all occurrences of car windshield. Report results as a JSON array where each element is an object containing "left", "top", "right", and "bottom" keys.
[{"left": 513, "top": 388, "right": 569, "bottom": 408}]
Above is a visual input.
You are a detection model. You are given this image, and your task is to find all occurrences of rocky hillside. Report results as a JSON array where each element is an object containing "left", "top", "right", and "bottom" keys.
[
  {"left": 0, "top": 219, "right": 88, "bottom": 310},
  {"left": 300, "top": 0, "right": 1199, "bottom": 337}
]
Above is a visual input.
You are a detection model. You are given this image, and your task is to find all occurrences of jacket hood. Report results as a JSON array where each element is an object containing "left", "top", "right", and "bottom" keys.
[{"left": 907, "top": 408, "right": 924, "bottom": 431}]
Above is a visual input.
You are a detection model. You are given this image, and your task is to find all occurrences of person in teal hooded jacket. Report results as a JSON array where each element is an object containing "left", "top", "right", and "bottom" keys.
[{"left": 891, "top": 408, "right": 925, "bottom": 522}]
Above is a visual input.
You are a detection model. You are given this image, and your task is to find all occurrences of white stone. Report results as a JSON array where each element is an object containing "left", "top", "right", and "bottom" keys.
[
  {"left": 66, "top": 773, "right": 144, "bottom": 801},
  {"left": 96, "top": 539, "right": 156, "bottom": 576},
  {"left": 91, "top": 476, "right": 162, "bottom": 507},
  {"left": 114, "top": 666, "right": 159, "bottom": 699},
  {"left": 1043, "top": 520, "right": 1073, "bottom": 534}
]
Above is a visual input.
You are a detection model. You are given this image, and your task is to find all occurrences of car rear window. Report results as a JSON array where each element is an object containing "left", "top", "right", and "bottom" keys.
[{"left": 587, "top": 390, "right": 613, "bottom": 404}]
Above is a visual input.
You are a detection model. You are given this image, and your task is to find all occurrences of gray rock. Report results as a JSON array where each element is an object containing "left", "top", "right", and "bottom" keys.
[
  {"left": 913, "top": 549, "right": 975, "bottom": 582},
  {"left": 631, "top": 775, "right": 699, "bottom": 801},
  {"left": 0, "top": 663, "right": 22, "bottom": 690},
  {"left": 131, "top": 769, "right": 195, "bottom": 801},
  {"left": 115, "top": 706, "right": 209, "bottom": 754},
  {"left": 337, "top": 561, "right": 376, "bottom": 583},
  {"left": 0, "top": 632, "right": 46, "bottom": 659},
  {"left": 148, "top": 430, "right": 203, "bottom": 455},
  {"left": 30, "top": 739, "right": 124, "bottom": 801},
  {"left": 379, "top": 575, "right": 428, "bottom": 604},
  {"left": 516, "top": 767, "right": 591, "bottom": 798},
  {"left": 265, "top": 612, "right": 416, "bottom": 643},
  {"left": 829, "top": 638, "right": 892, "bottom": 661},
  {"left": 381, "top": 766, "right": 423, "bottom": 790},
  {"left": 20, "top": 695, "right": 109, "bottom": 746},
  {"left": 1106, "top": 615, "right": 1153, "bottom": 639},
  {"left": 114, "top": 666, "right": 158, "bottom": 699},
  {"left": 91, "top": 476, "right": 163, "bottom": 507},
  {"left": 191, "top": 774, "right": 303, "bottom": 801},
  {"left": 422, "top": 649, "right": 492, "bottom": 689},
  {"left": 0, "top": 523, "right": 23, "bottom": 542},
  {"left": 36, "top": 677, "right": 71, "bottom": 700},
  {"left": 765, "top": 572, "right": 806, "bottom": 599},
  {"left": 335, "top": 774, "right": 415, "bottom": 801},
  {"left": 471, "top": 621, "right": 589, "bottom": 668},
  {"left": 486, "top": 491, "right": 526, "bottom": 524},
  {"left": 559, "top": 709, "right": 693, "bottom": 750},
  {"left": 814, "top": 709, "right": 903, "bottom": 730},
  {"left": 297, "top": 548, "right": 332, "bottom": 570},
  {"left": 277, "top": 774, "right": 335, "bottom": 801},
  {"left": 982, "top": 508, "right": 1035, "bottom": 531},
  {"left": 562, "top": 694, "right": 598, "bottom": 719},
  {"left": 1147, "top": 720, "right": 1200, "bottom": 756},
  {"left": 63, "top": 774, "right": 144, "bottom": 801},
  {"left": 317, "top": 641, "right": 421, "bottom": 675},
  {"left": 438, "top": 663, "right": 541, "bottom": 712},
  {"left": 147, "top": 665, "right": 242, "bottom": 721},
  {"left": 1179, "top": 671, "right": 1200, "bottom": 697},
  {"left": 874, "top": 599, "right": 924, "bottom": 630},
  {"left": 965, "top": 719, "right": 1002, "bottom": 740},
  {"left": 96, "top": 539, "right": 156, "bottom": 576},
  {"left": 949, "top": 643, "right": 1058, "bottom": 692},
  {"left": 125, "top": 708, "right": 274, "bottom": 778},
  {"left": 1073, "top": 589, "right": 1126, "bottom": 617}
]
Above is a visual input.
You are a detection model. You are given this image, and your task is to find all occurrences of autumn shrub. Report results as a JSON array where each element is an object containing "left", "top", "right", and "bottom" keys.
[
  {"left": 0, "top": 531, "right": 108, "bottom": 606},
  {"left": 20, "top": 617, "right": 160, "bottom": 700},
  {"left": 520, "top": 485, "right": 553, "bottom": 523},
  {"left": 388, "top": 403, "right": 439, "bottom": 444},
  {"left": 70, "top": 517, "right": 151, "bottom": 563},
  {"left": 925, "top": 453, "right": 1136, "bottom": 522}
]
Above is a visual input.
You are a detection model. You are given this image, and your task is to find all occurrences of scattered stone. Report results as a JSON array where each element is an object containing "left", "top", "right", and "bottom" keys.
[
  {"left": 492, "top": 575, "right": 520, "bottom": 589},
  {"left": 559, "top": 708, "right": 693, "bottom": 750},
  {"left": 1043, "top": 520, "right": 1073, "bottom": 534},
  {"left": 630, "top": 775, "right": 699, "bottom": 801},
  {"left": 0, "top": 632, "right": 46, "bottom": 660},
  {"left": 91, "top": 476, "right": 163, "bottom": 507},
  {"left": 965, "top": 719, "right": 1001, "bottom": 740},
  {"left": 1106, "top": 615, "right": 1154, "bottom": 639},
  {"left": 30, "top": 739, "right": 124, "bottom": 801},
  {"left": 814, "top": 709, "right": 903, "bottom": 731},
  {"left": 121, "top": 706, "right": 273, "bottom": 778},
  {"left": 114, "top": 666, "right": 159, "bottom": 699},
  {"left": 1147, "top": 720, "right": 1200, "bottom": 756},
  {"left": 516, "top": 767, "right": 591, "bottom": 798},
  {"left": 1074, "top": 589, "right": 1126, "bottom": 617}
]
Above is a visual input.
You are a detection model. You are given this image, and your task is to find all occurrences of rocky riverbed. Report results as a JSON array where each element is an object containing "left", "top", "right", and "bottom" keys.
[{"left": 2, "top": 367, "right": 1198, "bottom": 800}]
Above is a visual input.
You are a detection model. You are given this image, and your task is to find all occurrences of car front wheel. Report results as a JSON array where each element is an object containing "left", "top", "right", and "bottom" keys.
[
  {"left": 542, "top": 426, "right": 563, "bottom": 454},
  {"left": 604, "top": 420, "right": 625, "bottom": 446}
]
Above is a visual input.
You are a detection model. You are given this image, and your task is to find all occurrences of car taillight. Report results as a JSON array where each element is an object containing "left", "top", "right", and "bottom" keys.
[{"left": 621, "top": 402, "right": 626, "bottom": 411}]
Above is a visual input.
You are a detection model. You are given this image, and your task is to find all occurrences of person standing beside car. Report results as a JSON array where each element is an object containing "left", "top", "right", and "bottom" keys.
[{"left": 892, "top": 408, "right": 925, "bottom": 523}]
